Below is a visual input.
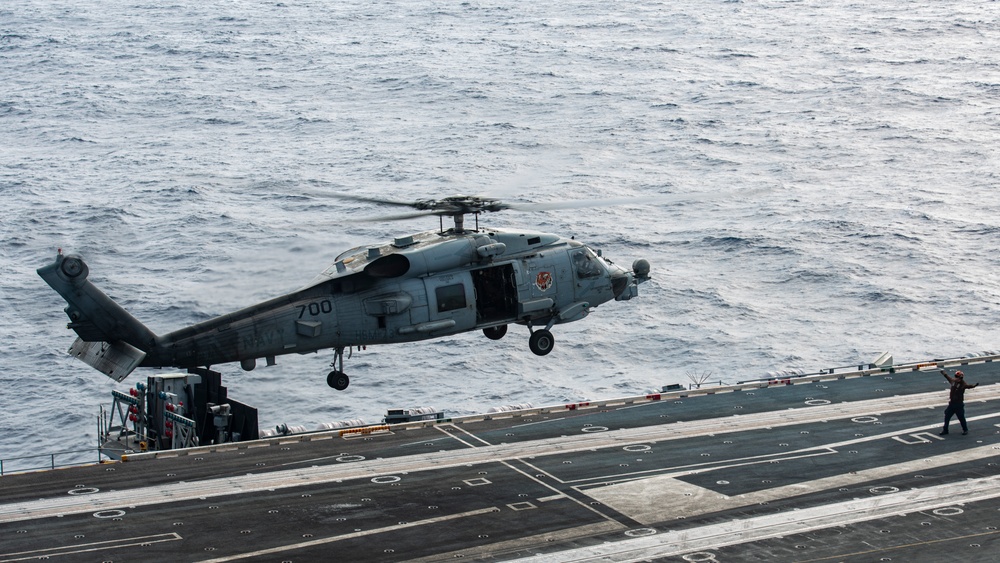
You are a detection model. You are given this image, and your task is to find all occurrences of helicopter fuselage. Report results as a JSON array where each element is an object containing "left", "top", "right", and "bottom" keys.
[{"left": 38, "top": 226, "right": 649, "bottom": 387}]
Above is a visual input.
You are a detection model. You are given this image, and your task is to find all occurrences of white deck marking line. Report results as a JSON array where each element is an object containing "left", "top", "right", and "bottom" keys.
[
  {"left": 195, "top": 507, "right": 498, "bottom": 563},
  {"left": 778, "top": 529, "right": 1000, "bottom": 562},
  {"left": 812, "top": 412, "right": 1000, "bottom": 451},
  {"left": 282, "top": 453, "right": 355, "bottom": 466},
  {"left": 4, "top": 386, "right": 999, "bottom": 524},
  {"left": 403, "top": 522, "right": 626, "bottom": 563},
  {"left": 499, "top": 460, "right": 622, "bottom": 525},
  {"left": 529, "top": 474, "right": 1000, "bottom": 562},
  {"left": 434, "top": 424, "right": 482, "bottom": 448},
  {"left": 399, "top": 436, "right": 452, "bottom": 447},
  {"left": 563, "top": 412, "right": 1000, "bottom": 488},
  {"left": 585, "top": 441, "right": 1000, "bottom": 525},
  {"left": 552, "top": 446, "right": 838, "bottom": 491},
  {"left": 0, "top": 533, "right": 182, "bottom": 563},
  {"left": 616, "top": 401, "right": 662, "bottom": 411},
  {"left": 511, "top": 418, "right": 565, "bottom": 429},
  {"left": 440, "top": 421, "right": 618, "bottom": 522},
  {"left": 441, "top": 423, "right": 493, "bottom": 446}
]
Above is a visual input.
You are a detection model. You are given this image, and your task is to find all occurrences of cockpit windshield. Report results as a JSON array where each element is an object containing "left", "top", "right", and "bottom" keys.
[{"left": 572, "top": 248, "right": 605, "bottom": 279}]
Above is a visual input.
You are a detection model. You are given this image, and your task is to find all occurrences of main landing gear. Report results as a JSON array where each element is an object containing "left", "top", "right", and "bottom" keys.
[
  {"left": 526, "top": 319, "right": 556, "bottom": 356},
  {"left": 484, "top": 321, "right": 556, "bottom": 356},
  {"left": 529, "top": 329, "right": 554, "bottom": 356},
  {"left": 483, "top": 322, "right": 554, "bottom": 355},
  {"left": 327, "top": 347, "right": 350, "bottom": 391}
]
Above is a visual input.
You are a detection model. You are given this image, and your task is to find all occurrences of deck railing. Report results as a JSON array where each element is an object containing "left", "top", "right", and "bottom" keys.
[{"left": 0, "top": 449, "right": 102, "bottom": 476}]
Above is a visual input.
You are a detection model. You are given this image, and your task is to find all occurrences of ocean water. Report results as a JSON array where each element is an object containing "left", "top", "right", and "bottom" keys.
[{"left": 2, "top": 0, "right": 998, "bottom": 468}]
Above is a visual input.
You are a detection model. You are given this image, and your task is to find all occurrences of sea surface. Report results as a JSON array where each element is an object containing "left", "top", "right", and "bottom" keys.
[{"left": 2, "top": 0, "right": 998, "bottom": 469}]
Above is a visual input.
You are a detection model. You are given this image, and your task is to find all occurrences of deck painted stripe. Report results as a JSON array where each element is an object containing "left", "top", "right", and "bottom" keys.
[
  {"left": 195, "top": 507, "right": 498, "bottom": 562},
  {"left": 0, "top": 533, "right": 182, "bottom": 563},
  {"left": 585, "top": 440, "right": 1000, "bottom": 524},
  {"left": 528, "top": 475, "right": 1000, "bottom": 562}
]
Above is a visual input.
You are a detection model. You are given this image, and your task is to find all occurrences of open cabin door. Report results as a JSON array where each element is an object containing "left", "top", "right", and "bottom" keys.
[{"left": 472, "top": 263, "right": 518, "bottom": 326}]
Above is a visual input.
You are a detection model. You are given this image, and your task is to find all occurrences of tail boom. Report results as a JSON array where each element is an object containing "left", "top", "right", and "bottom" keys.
[{"left": 38, "top": 252, "right": 157, "bottom": 381}]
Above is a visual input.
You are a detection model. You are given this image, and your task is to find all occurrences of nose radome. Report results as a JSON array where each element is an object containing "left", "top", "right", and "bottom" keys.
[
  {"left": 632, "top": 259, "right": 650, "bottom": 279},
  {"left": 610, "top": 267, "right": 631, "bottom": 297}
]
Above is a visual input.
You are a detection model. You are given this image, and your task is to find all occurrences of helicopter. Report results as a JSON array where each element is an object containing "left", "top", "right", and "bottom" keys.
[{"left": 38, "top": 194, "right": 651, "bottom": 390}]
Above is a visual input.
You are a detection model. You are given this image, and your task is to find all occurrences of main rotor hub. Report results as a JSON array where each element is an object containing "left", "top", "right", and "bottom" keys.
[
  {"left": 417, "top": 196, "right": 505, "bottom": 232},
  {"left": 413, "top": 195, "right": 507, "bottom": 216}
]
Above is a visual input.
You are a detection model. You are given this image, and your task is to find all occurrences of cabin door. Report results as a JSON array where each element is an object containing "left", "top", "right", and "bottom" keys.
[{"left": 472, "top": 263, "right": 518, "bottom": 326}]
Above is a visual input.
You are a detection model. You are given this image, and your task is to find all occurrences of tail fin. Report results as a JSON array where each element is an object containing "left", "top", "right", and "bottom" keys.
[{"left": 38, "top": 251, "right": 157, "bottom": 381}]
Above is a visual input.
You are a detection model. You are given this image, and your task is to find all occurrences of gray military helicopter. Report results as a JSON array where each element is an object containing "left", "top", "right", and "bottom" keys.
[{"left": 38, "top": 194, "right": 651, "bottom": 390}]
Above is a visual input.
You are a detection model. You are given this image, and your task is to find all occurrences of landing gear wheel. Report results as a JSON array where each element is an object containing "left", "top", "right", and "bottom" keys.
[
  {"left": 327, "top": 370, "right": 350, "bottom": 390},
  {"left": 483, "top": 324, "right": 508, "bottom": 340},
  {"left": 528, "top": 329, "right": 554, "bottom": 356}
]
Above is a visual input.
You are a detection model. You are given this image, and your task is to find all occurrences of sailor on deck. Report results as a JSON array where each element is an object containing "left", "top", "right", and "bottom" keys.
[{"left": 940, "top": 369, "right": 978, "bottom": 435}]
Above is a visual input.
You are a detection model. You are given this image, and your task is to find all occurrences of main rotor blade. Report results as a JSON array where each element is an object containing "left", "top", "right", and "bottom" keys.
[
  {"left": 503, "top": 193, "right": 689, "bottom": 212},
  {"left": 349, "top": 210, "right": 442, "bottom": 222},
  {"left": 503, "top": 188, "right": 769, "bottom": 212},
  {"left": 309, "top": 187, "right": 770, "bottom": 223},
  {"left": 323, "top": 193, "right": 425, "bottom": 209}
]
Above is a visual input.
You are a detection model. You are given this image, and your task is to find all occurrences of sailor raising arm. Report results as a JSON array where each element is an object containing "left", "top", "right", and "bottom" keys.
[{"left": 939, "top": 369, "right": 978, "bottom": 435}]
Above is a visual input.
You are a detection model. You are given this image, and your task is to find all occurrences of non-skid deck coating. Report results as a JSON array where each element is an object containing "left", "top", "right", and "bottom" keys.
[{"left": 2, "top": 362, "right": 1000, "bottom": 562}]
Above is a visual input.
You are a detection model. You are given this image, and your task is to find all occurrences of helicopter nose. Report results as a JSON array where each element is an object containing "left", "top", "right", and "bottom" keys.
[
  {"left": 611, "top": 269, "right": 630, "bottom": 298},
  {"left": 611, "top": 259, "right": 650, "bottom": 300}
]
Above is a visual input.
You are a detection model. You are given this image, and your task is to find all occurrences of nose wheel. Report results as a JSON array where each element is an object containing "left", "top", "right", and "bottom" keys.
[{"left": 528, "top": 329, "right": 554, "bottom": 356}]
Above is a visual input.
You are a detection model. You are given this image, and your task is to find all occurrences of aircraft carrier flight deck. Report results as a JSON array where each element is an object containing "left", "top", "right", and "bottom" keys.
[{"left": 2, "top": 355, "right": 1000, "bottom": 562}]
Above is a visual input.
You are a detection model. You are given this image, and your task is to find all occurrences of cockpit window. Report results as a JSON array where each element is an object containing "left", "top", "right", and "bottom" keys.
[{"left": 573, "top": 248, "right": 604, "bottom": 279}]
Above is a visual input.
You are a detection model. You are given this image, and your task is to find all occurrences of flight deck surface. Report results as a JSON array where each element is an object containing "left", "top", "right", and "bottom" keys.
[{"left": 2, "top": 359, "right": 1000, "bottom": 562}]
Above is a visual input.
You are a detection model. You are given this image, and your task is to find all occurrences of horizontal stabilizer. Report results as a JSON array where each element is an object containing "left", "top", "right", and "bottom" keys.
[{"left": 68, "top": 338, "right": 146, "bottom": 382}]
